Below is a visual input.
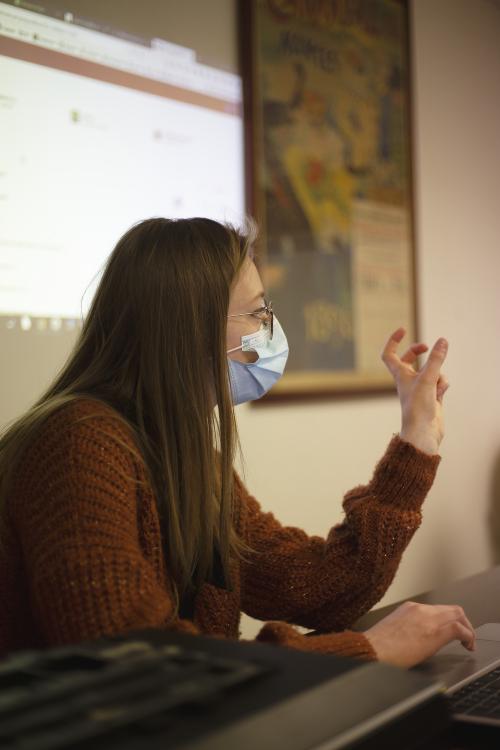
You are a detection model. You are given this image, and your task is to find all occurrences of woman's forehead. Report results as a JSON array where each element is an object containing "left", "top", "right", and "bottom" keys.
[
  {"left": 234, "top": 258, "right": 264, "bottom": 302},
  {"left": 231, "top": 260, "right": 264, "bottom": 306}
]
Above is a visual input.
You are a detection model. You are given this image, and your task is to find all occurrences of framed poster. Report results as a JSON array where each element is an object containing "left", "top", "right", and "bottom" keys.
[{"left": 240, "top": 0, "right": 417, "bottom": 399}]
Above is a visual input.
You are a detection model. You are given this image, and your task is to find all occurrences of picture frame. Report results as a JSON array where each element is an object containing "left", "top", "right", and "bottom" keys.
[{"left": 239, "top": 0, "right": 417, "bottom": 401}]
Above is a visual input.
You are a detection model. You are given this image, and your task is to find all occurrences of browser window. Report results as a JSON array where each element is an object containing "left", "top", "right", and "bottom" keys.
[{"left": 0, "top": 0, "right": 244, "bottom": 329}]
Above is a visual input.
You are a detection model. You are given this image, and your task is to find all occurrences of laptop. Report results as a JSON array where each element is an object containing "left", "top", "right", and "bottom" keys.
[{"left": 414, "top": 622, "right": 500, "bottom": 726}]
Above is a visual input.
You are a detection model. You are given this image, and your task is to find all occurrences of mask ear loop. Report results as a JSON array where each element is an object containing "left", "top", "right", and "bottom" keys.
[{"left": 226, "top": 323, "right": 269, "bottom": 355}]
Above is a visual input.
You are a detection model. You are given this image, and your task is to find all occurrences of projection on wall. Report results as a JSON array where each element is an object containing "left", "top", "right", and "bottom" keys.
[{"left": 0, "top": 1, "right": 244, "bottom": 333}]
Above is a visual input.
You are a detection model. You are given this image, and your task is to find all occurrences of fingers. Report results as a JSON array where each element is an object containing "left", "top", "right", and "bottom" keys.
[
  {"left": 365, "top": 601, "right": 475, "bottom": 668},
  {"left": 459, "top": 610, "right": 476, "bottom": 648},
  {"left": 434, "top": 605, "right": 476, "bottom": 650},
  {"left": 381, "top": 327, "right": 406, "bottom": 375},
  {"left": 450, "top": 608, "right": 475, "bottom": 649},
  {"left": 381, "top": 329, "right": 449, "bottom": 386},
  {"left": 436, "top": 374, "right": 450, "bottom": 403},
  {"left": 404, "top": 601, "right": 475, "bottom": 651},
  {"left": 420, "top": 338, "right": 449, "bottom": 383},
  {"left": 441, "top": 621, "right": 476, "bottom": 651},
  {"left": 401, "top": 343, "right": 429, "bottom": 366}
]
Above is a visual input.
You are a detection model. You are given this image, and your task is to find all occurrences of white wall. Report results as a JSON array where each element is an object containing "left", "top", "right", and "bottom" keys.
[{"left": 2, "top": 0, "right": 500, "bottom": 641}]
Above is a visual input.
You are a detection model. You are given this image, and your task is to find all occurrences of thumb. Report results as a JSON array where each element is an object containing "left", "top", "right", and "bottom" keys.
[
  {"left": 436, "top": 375, "right": 450, "bottom": 403},
  {"left": 420, "top": 338, "right": 448, "bottom": 384}
]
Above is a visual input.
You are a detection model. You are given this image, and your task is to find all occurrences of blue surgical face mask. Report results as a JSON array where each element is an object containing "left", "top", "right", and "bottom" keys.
[{"left": 227, "top": 316, "right": 289, "bottom": 405}]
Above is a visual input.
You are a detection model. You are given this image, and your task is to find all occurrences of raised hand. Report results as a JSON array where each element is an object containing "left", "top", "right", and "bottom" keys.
[{"left": 382, "top": 328, "right": 450, "bottom": 455}]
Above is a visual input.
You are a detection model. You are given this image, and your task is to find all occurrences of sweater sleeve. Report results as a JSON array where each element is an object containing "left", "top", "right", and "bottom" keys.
[
  {"left": 11, "top": 404, "right": 200, "bottom": 647},
  {"left": 239, "top": 435, "right": 440, "bottom": 654}
]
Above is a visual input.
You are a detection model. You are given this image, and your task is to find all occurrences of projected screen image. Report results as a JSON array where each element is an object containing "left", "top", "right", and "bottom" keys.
[{"left": 0, "top": 1, "right": 244, "bottom": 330}]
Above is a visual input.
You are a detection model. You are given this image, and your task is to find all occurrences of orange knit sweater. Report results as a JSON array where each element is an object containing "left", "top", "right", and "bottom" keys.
[{"left": 0, "top": 399, "right": 440, "bottom": 661}]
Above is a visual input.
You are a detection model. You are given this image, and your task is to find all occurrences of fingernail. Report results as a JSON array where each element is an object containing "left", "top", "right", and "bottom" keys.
[{"left": 437, "top": 338, "right": 448, "bottom": 351}]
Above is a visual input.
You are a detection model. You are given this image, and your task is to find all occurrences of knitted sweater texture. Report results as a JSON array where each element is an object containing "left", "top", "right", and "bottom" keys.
[{"left": 0, "top": 399, "right": 440, "bottom": 661}]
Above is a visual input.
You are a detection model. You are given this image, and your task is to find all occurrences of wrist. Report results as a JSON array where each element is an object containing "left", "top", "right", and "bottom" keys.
[{"left": 399, "top": 428, "right": 440, "bottom": 456}]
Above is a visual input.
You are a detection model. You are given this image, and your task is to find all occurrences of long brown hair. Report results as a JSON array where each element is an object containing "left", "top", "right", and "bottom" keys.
[{"left": 0, "top": 217, "right": 254, "bottom": 603}]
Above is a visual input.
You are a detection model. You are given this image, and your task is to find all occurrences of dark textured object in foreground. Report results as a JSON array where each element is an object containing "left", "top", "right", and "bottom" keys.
[{"left": 0, "top": 628, "right": 449, "bottom": 750}]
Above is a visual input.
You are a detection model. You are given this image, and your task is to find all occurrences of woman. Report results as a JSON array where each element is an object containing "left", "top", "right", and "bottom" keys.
[{"left": 0, "top": 217, "right": 475, "bottom": 665}]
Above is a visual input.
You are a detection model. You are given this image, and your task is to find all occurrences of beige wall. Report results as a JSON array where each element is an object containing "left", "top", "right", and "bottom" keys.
[
  {"left": 239, "top": 0, "right": 500, "bottom": 636},
  {"left": 2, "top": 0, "right": 500, "bottom": 640},
  {"left": 239, "top": 0, "right": 500, "bottom": 637}
]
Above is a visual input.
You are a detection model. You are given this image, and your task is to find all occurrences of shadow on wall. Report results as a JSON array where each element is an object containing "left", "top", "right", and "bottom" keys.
[{"left": 488, "top": 450, "right": 500, "bottom": 564}]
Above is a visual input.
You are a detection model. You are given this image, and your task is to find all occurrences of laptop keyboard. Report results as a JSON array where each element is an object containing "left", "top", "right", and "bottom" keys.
[{"left": 450, "top": 665, "right": 500, "bottom": 720}]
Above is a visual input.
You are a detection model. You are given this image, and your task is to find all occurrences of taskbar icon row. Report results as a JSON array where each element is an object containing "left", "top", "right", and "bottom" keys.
[{"left": 2, "top": 315, "right": 83, "bottom": 332}]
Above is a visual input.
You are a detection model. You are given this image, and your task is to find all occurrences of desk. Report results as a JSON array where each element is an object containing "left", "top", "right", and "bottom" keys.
[
  {"left": 356, "top": 566, "right": 500, "bottom": 630},
  {"left": 355, "top": 566, "right": 500, "bottom": 749}
]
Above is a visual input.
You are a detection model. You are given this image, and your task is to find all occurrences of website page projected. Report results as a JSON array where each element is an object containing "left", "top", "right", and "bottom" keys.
[{"left": 0, "top": 2, "right": 244, "bottom": 329}]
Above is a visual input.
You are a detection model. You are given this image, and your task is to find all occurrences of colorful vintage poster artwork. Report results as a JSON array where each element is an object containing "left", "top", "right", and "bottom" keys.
[{"left": 254, "top": 0, "right": 415, "bottom": 390}]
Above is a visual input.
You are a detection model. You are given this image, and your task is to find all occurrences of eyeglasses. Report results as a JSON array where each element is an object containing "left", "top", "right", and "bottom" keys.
[{"left": 227, "top": 299, "right": 273, "bottom": 340}]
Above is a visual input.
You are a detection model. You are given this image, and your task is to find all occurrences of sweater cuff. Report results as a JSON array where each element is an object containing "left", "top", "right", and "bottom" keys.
[
  {"left": 255, "top": 621, "right": 377, "bottom": 661},
  {"left": 370, "top": 435, "right": 441, "bottom": 511}
]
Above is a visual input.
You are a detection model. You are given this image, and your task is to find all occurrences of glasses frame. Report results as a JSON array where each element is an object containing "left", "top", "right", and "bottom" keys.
[{"left": 227, "top": 299, "right": 273, "bottom": 340}]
